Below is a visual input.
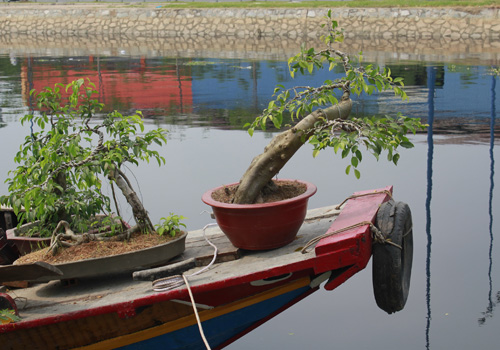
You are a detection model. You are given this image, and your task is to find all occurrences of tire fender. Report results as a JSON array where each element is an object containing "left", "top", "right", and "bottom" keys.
[{"left": 372, "top": 200, "right": 413, "bottom": 314}]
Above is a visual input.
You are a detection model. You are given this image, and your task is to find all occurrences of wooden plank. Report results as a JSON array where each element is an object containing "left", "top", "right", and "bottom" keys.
[
  {"left": 193, "top": 235, "right": 241, "bottom": 266},
  {"left": 0, "top": 261, "right": 63, "bottom": 283},
  {"left": 133, "top": 234, "right": 241, "bottom": 281},
  {"left": 180, "top": 233, "right": 241, "bottom": 266},
  {"left": 133, "top": 258, "right": 197, "bottom": 281},
  {"left": 2, "top": 280, "right": 29, "bottom": 288}
]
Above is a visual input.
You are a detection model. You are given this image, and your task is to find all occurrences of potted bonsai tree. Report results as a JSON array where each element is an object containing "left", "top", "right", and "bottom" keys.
[
  {"left": 0, "top": 78, "right": 186, "bottom": 272},
  {"left": 202, "top": 13, "right": 426, "bottom": 250}
]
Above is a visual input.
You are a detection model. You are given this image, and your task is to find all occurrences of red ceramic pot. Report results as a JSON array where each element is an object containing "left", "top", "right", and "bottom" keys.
[
  {"left": 202, "top": 179, "right": 317, "bottom": 250},
  {"left": 6, "top": 224, "right": 51, "bottom": 256}
]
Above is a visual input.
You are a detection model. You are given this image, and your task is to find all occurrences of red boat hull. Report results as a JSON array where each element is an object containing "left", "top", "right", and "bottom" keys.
[{"left": 0, "top": 187, "right": 393, "bottom": 349}]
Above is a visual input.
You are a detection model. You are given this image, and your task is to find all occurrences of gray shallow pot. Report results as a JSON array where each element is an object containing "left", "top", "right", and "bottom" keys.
[{"left": 14, "top": 232, "right": 187, "bottom": 282}]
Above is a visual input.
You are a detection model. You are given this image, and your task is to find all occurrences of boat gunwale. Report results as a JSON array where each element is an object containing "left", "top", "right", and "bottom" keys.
[{"left": 0, "top": 187, "right": 391, "bottom": 333}]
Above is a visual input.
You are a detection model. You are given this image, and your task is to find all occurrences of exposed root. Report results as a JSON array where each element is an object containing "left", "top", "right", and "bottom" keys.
[{"left": 48, "top": 220, "right": 141, "bottom": 256}]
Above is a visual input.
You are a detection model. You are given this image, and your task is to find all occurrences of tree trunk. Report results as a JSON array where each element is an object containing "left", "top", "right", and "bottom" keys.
[
  {"left": 53, "top": 172, "right": 70, "bottom": 223},
  {"left": 109, "top": 168, "right": 155, "bottom": 232},
  {"left": 233, "top": 98, "right": 352, "bottom": 204}
]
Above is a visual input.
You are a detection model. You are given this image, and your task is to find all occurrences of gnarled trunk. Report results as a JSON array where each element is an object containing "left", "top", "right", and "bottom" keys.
[
  {"left": 233, "top": 98, "right": 352, "bottom": 204},
  {"left": 109, "top": 168, "right": 155, "bottom": 233}
]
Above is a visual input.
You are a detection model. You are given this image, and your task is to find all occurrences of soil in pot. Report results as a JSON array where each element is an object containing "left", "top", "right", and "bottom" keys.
[
  {"left": 212, "top": 180, "right": 307, "bottom": 204},
  {"left": 15, "top": 231, "right": 179, "bottom": 265}
]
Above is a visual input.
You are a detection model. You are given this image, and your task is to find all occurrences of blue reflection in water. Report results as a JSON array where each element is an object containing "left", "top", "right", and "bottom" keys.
[
  {"left": 479, "top": 74, "right": 498, "bottom": 326},
  {"left": 425, "top": 65, "right": 436, "bottom": 350}
]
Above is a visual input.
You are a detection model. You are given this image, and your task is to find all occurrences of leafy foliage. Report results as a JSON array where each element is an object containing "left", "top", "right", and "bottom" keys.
[
  {"left": 89, "top": 215, "right": 125, "bottom": 237},
  {"left": 245, "top": 12, "right": 426, "bottom": 178},
  {"left": 0, "top": 309, "right": 21, "bottom": 324},
  {"left": 155, "top": 214, "right": 187, "bottom": 237},
  {"left": 0, "top": 79, "right": 168, "bottom": 236},
  {"left": 308, "top": 113, "right": 420, "bottom": 179}
]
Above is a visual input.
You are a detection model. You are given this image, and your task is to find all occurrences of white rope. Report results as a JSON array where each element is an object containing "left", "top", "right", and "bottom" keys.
[
  {"left": 183, "top": 274, "right": 212, "bottom": 350},
  {"left": 152, "top": 223, "right": 218, "bottom": 292},
  {"left": 152, "top": 222, "right": 219, "bottom": 350},
  {"left": 187, "top": 223, "right": 219, "bottom": 278}
]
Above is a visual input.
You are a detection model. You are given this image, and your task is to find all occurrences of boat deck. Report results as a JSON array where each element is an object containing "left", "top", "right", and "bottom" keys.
[{"left": 2, "top": 205, "right": 341, "bottom": 323}]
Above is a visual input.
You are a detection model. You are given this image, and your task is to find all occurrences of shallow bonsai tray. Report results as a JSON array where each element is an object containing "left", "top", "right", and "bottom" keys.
[{"left": 11, "top": 232, "right": 187, "bottom": 283}]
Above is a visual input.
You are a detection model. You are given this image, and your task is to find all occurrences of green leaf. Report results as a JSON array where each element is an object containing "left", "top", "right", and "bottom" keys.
[
  {"left": 393, "top": 153, "right": 400, "bottom": 165},
  {"left": 333, "top": 141, "right": 341, "bottom": 154},
  {"left": 400, "top": 141, "right": 414, "bottom": 149},
  {"left": 307, "top": 62, "right": 314, "bottom": 74},
  {"left": 341, "top": 147, "right": 350, "bottom": 159},
  {"left": 328, "top": 95, "right": 338, "bottom": 106},
  {"left": 271, "top": 116, "right": 282, "bottom": 129},
  {"left": 355, "top": 150, "right": 362, "bottom": 161}
]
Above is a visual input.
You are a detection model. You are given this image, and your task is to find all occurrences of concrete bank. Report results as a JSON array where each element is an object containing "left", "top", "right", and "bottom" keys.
[{"left": 0, "top": 5, "right": 499, "bottom": 39}]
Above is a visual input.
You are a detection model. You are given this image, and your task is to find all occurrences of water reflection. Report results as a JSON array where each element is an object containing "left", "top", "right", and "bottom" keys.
[
  {"left": 479, "top": 74, "right": 498, "bottom": 326},
  {"left": 0, "top": 50, "right": 500, "bottom": 349},
  {"left": 26, "top": 55, "right": 35, "bottom": 138},
  {"left": 425, "top": 65, "right": 436, "bottom": 350},
  {"left": 19, "top": 56, "right": 194, "bottom": 117},
  {"left": 3, "top": 54, "right": 499, "bottom": 140}
]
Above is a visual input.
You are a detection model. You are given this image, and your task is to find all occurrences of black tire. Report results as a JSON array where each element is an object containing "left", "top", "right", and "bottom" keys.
[{"left": 372, "top": 200, "right": 413, "bottom": 314}]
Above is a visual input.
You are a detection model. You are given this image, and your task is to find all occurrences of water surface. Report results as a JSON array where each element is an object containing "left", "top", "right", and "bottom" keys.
[{"left": 0, "top": 45, "right": 499, "bottom": 349}]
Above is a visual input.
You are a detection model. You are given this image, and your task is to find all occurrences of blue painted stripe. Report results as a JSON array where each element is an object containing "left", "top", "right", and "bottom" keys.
[{"left": 119, "top": 285, "right": 310, "bottom": 350}]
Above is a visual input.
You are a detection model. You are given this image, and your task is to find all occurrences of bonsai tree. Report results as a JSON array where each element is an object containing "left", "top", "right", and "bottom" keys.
[
  {"left": 232, "top": 12, "right": 426, "bottom": 204},
  {"left": 0, "top": 78, "right": 184, "bottom": 254}
]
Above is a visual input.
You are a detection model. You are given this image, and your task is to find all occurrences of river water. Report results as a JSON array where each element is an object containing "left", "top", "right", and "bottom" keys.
[{"left": 0, "top": 39, "right": 499, "bottom": 349}]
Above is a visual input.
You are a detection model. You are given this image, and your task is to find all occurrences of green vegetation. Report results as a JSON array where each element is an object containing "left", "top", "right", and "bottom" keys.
[
  {"left": 1, "top": 79, "right": 185, "bottom": 246},
  {"left": 0, "top": 309, "right": 20, "bottom": 324},
  {"left": 155, "top": 214, "right": 187, "bottom": 237},
  {"left": 246, "top": 13, "right": 426, "bottom": 179},
  {"left": 232, "top": 13, "right": 427, "bottom": 203}
]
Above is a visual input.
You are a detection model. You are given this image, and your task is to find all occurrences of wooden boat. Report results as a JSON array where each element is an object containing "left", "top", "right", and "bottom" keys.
[{"left": 0, "top": 186, "right": 413, "bottom": 349}]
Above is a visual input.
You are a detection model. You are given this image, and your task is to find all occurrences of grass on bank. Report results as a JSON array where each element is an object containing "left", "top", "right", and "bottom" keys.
[{"left": 156, "top": 0, "right": 500, "bottom": 9}]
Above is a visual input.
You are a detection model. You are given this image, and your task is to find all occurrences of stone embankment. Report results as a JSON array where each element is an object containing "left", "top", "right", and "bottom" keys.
[
  {"left": 0, "top": 5, "right": 499, "bottom": 40},
  {"left": 0, "top": 5, "right": 499, "bottom": 65}
]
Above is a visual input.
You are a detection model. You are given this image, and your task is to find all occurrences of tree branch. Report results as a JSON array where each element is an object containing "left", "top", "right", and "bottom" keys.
[{"left": 233, "top": 99, "right": 352, "bottom": 204}]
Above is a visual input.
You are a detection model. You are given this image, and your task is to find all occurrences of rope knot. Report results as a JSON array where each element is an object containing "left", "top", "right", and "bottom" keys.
[{"left": 301, "top": 221, "right": 401, "bottom": 254}]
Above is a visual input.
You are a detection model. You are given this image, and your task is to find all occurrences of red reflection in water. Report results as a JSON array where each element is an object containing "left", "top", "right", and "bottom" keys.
[{"left": 21, "top": 56, "right": 192, "bottom": 116}]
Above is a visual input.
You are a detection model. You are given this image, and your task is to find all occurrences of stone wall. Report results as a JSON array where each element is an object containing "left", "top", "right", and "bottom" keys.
[
  {"left": 0, "top": 6, "right": 499, "bottom": 39},
  {"left": 0, "top": 5, "right": 499, "bottom": 65}
]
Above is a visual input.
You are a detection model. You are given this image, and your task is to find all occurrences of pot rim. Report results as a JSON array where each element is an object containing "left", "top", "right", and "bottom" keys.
[{"left": 201, "top": 179, "right": 317, "bottom": 209}]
